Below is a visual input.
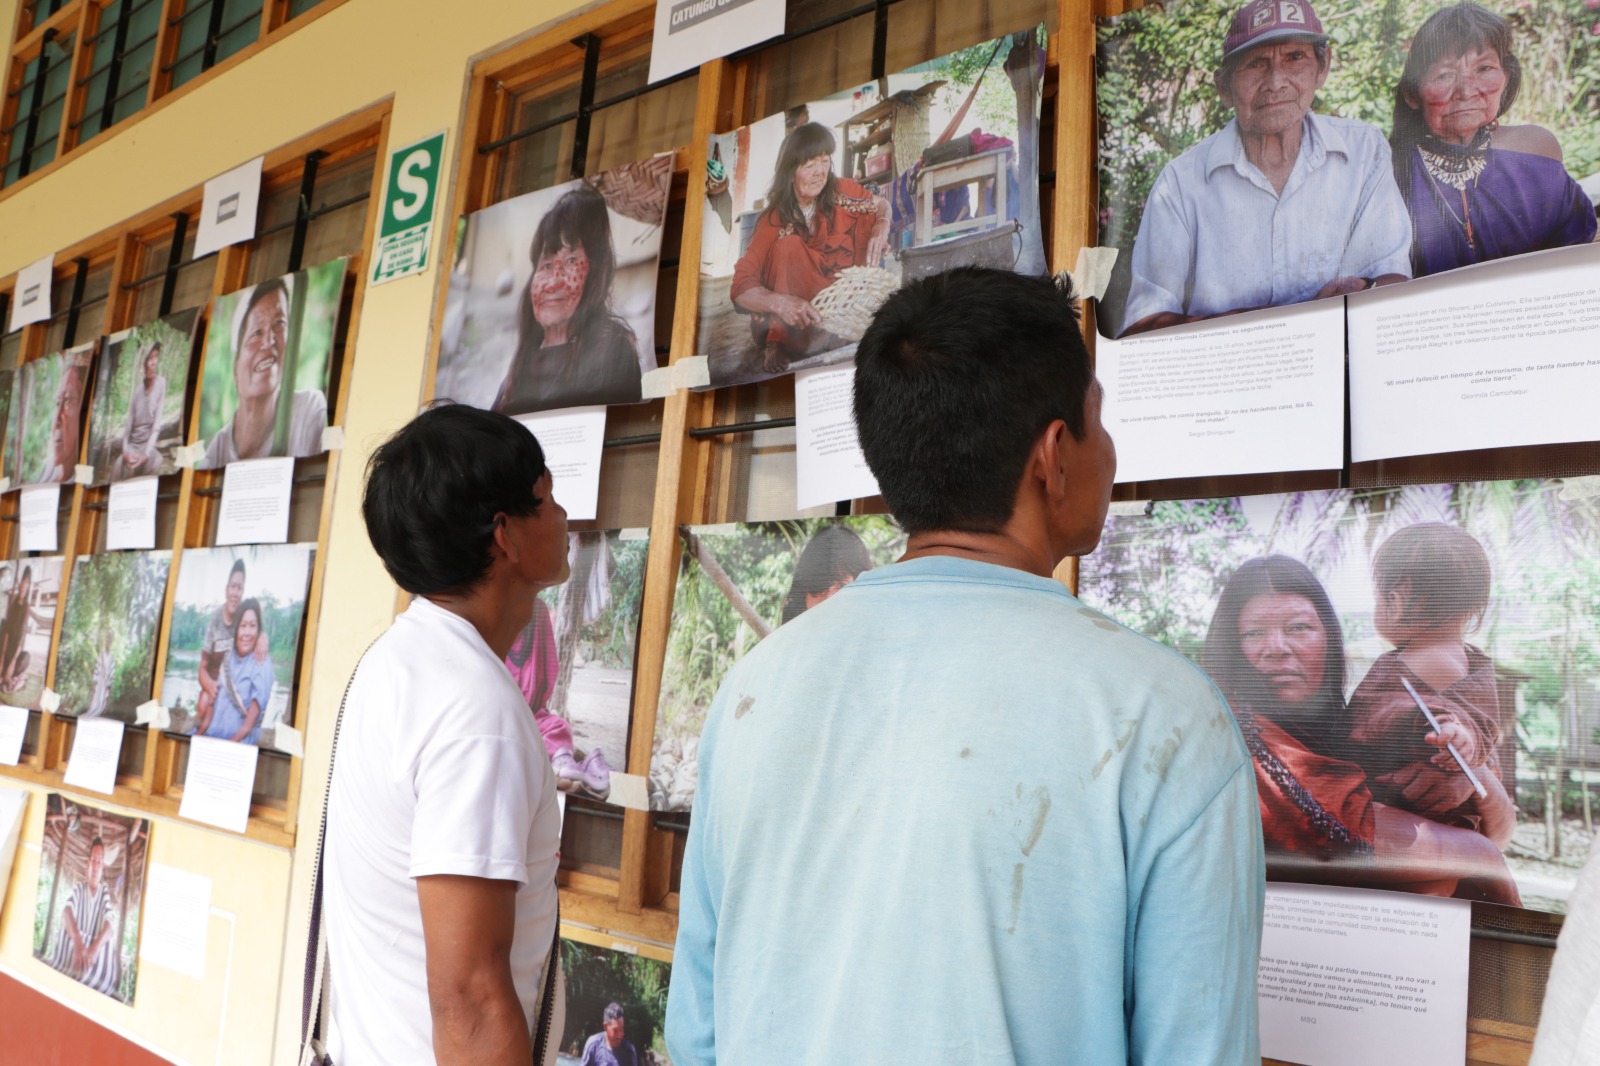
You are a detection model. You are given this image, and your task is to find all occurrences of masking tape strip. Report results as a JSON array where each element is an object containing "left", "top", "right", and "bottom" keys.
[
  {"left": 272, "top": 723, "right": 305, "bottom": 758},
  {"left": 639, "top": 366, "right": 677, "bottom": 400},
  {"left": 174, "top": 443, "right": 202, "bottom": 469},
  {"left": 1107, "top": 500, "right": 1152, "bottom": 517},
  {"left": 608, "top": 771, "right": 650, "bottom": 811},
  {"left": 673, "top": 355, "right": 710, "bottom": 389},
  {"left": 609, "top": 941, "right": 640, "bottom": 955},
  {"left": 0, "top": 477, "right": 11, "bottom": 493},
  {"left": 691, "top": 522, "right": 740, "bottom": 537},
  {"left": 1559, "top": 475, "right": 1600, "bottom": 501},
  {"left": 320, "top": 426, "right": 345, "bottom": 451},
  {"left": 134, "top": 700, "right": 171, "bottom": 731},
  {"left": 1070, "top": 246, "right": 1120, "bottom": 303},
  {"left": 74, "top": 465, "right": 94, "bottom": 485},
  {"left": 618, "top": 527, "right": 649, "bottom": 541},
  {"left": 40, "top": 688, "right": 61, "bottom": 714}
]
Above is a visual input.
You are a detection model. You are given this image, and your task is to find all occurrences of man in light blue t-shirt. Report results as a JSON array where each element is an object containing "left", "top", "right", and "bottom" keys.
[{"left": 666, "top": 267, "right": 1265, "bottom": 1065}]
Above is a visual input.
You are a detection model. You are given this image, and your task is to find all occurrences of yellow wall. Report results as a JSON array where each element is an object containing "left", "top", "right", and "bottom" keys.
[{"left": 0, "top": 1, "right": 595, "bottom": 1062}]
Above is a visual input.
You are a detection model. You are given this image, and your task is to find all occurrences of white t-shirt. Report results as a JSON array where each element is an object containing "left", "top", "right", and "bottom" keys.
[{"left": 324, "top": 595, "right": 560, "bottom": 1065}]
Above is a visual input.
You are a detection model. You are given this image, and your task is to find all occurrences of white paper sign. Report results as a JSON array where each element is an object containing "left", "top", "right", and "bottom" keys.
[
  {"left": 216, "top": 456, "right": 294, "bottom": 545},
  {"left": 794, "top": 363, "right": 880, "bottom": 510},
  {"left": 1098, "top": 299, "right": 1346, "bottom": 483},
  {"left": 18, "top": 483, "right": 60, "bottom": 552},
  {"left": 179, "top": 735, "right": 259, "bottom": 834},
  {"left": 139, "top": 864, "right": 212, "bottom": 980},
  {"left": 0, "top": 785, "right": 26, "bottom": 914},
  {"left": 62, "top": 717, "right": 126, "bottom": 796},
  {"left": 8, "top": 254, "right": 54, "bottom": 331},
  {"left": 106, "top": 476, "right": 160, "bottom": 551},
  {"left": 1259, "top": 883, "right": 1471, "bottom": 1066},
  {"left": 0, "top": 704, "right": 27, "bottom": 765},
  {"left": 648, "top": 0, "right": 783, "bottom": 84},
  {"left": 193, "top": 156, "right": 264, "bottom": 259},
  {"left": 514, "top": 407, "right": 607, "bottom": 522},
  {"left": 1349, "top": 243, "right": 1600, "bottom": 463}
]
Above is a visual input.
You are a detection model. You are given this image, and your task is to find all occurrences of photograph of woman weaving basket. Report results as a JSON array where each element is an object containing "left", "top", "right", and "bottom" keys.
[{"left": 698, "top": 26, "right": 1048, "bottom": 388}]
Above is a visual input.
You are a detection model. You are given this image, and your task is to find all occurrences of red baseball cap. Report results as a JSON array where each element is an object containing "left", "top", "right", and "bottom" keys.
[{"left": 1222, "top": 0, "right": 1327, "bottom": 62}]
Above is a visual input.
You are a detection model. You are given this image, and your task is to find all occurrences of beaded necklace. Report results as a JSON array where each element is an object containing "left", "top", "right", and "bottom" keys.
[
  {"left": 1418, "top": 126, "right": 1494, "bottom": 253},
  {"left": 1238, "top": 711, "right": 1375, "bottom": 858}
]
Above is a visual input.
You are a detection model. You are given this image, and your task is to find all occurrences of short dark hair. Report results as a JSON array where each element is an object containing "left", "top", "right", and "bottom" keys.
[
  {"left": 363, "top": 404, "right": 549, "bottom": 596},
  {"left": 233, "top": 597, "right": 263, "bottom": 647},
  {"left": 780, "top": 524, "right": 872, "bottom": 625},
  {"left": 603, "top": 1002, "right": 625, "bottom": 1023},
  {"left": 229, "top": 558, "right": 246, "bottom": 580},
  {"left": 852, "top": 268, "right": 1092, "bottom": 534},
  {"left": 1372, "top": 522, "right": 1491, "bottom": 633}
]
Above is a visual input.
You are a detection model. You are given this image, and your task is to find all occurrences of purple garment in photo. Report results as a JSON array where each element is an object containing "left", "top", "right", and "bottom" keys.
[
  {"left": 1405, "top": 145, "right": 1597, "bottom": 277},
  {"left": 579, "top": 1032, "right": 639, "bottom": 1066}
]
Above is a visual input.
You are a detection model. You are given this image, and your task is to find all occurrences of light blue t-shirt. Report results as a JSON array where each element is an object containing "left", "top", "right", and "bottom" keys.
[{"left": 666, "top": 555, "right": 1264, "bottom": 1065}]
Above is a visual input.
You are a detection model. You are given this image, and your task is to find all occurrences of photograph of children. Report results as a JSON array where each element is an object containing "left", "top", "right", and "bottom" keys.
[
  {"left": 436, "top": 155, "right": 673, "bottom": 417},
  {"left": 503, "top": 531, "right": 646, "bottom": 803},
  {"left": 195, "top": 257, "right": 346, "bottom": 470},
  {"left": 32, "top": 793, "right": 150, "bottom": 1004},
  {"left": 86, "top": 308, "right": 201, "bottom": 483},
  {"left": 698, "top": 29, "right": 1047, "bottom": 388},
  {"left": 0, "top": 556, "right": 63, "bottom": 710},
  {"left": 1096, "top": 0, "right": 1600, "bottom": 338},
  {"left": 1078, "top": 479, "right": 1600, "bottom": 913},
  {"left": 160, "top": 544, "right": 315, "bottom": 747},
  {"left": 13, "top": 342, "right": 96, "bottom": 486},
  {"left": 651, "top": 517, "right": 904, "bottom": 811},
  {"left": 557, "top": 937, "right": 673, "bottom": 1066},
  {"left": 53, "top": 550, "right": 172, "bottom": 722}
]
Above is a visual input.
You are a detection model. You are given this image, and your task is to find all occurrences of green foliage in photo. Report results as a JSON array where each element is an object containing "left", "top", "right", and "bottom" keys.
[
  {"left": 559, "top": 939, "right": 673, "bottom": 1064},
  {"left": 55, "top": 551, "right": 172, "bottom": 721},
  {"left": 15, "top": 345, "right": 93, "bottom": 485},
  {"left": 86, "top": 309, "right": 199, "bottom": 479}
]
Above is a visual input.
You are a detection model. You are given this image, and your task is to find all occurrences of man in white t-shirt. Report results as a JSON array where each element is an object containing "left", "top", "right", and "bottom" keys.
[{"left": 325, "top": 403, "right": 570, "bottom": 1065}]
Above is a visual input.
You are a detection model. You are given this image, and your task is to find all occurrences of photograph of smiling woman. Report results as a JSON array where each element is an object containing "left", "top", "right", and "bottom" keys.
[{"left": 194, "top": 257, "right": 348, "bottom": 470}]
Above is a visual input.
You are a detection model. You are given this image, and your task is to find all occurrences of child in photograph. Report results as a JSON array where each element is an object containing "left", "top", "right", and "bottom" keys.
[
  {"left": 504, "top": 598, "right": 613, "bottom": 799},
  {"left": 779, "top": 525, "right": 873, "bottom": 625},
  {"left": 1347, "top": 522, "right": 1502, "bottom": 825},
  {"left": 0, "top": 565, "right": 33, "bottom": 692},
  {"left": 44, "top": 835, "right": 121, "bottom": 996},
  {"left": 117, "top": 343, "right": 166, "bottom": 479},
  {"left": 195, "top": 559, "right": 271, "bottom": 735},
  {"left": 203, "top": 597, "right": 274, "bottom": 745}
]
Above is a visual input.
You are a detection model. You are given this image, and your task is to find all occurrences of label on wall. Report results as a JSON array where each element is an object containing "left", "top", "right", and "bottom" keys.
[
  {"left": 371, "top": 131, "right": 446, "bottom": 286},
  {"left": 648, "top": 0, "right": 783, "bottom": 84}
]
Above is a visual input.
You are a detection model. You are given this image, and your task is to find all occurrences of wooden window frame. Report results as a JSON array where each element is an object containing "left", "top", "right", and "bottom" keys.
[{"left": 0, "top": 100, "right": 389, "bottom": 848}]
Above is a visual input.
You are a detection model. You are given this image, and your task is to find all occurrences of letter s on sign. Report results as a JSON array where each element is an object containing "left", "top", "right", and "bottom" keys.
[{"left": 391, "top": 149, "right": 433, "bottom": 223}]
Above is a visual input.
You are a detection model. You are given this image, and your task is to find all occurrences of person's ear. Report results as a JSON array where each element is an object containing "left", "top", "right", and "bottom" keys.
[
  {"left": 490, "top": 514, "right": 517, "bottom": 564},
  {"left": 1213, "top": 70, "right": 1233, "bottom": 108},
  {"left": 1035, "top": 419, "right": 1071, "bottom": 502},
  {"left": 1402, "top": 88, "right": 1420, "bottom": 111}
]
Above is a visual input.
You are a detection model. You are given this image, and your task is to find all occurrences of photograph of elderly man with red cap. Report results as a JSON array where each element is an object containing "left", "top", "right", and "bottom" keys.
[{"left": 1117, "top": 0, "right": 1414, "bottom": 336}]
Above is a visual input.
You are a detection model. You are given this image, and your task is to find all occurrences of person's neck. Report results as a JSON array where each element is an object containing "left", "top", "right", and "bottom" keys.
[
  {"left": 1396, "top": 626, "right": 1471, "bottom": 685},
  {"left": 541, "top": 320, "right": 570, "bottom": 346},
  {"left": 1241, "top": 121, "right": 1305, "bottom": 194},
  {"left": 901, "top": 528, "right": 1057, "bottom": 578},
  {"left": 424, "top": 578, "right": 530, "bottom": 660},
  {"left": 231, "top": 393, "right": 278, "bottom": 457}
]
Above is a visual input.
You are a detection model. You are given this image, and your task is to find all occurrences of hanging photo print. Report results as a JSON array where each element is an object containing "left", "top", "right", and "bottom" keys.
[
  {"left": 503, "top": 531, "right": 646, "bottom": 803},
  {"left": 652, "top": 517, "right": 905, "bottom": 810},
  {"left": 697, "top": 26, "right": 1047, "bottom": 388},
  {"left": 161, "top": 544, "right": 315, "bottom": 747},
  {"left": 195, "top": 258, "right": 347, "bottom": 470},
  {"left": 436, "top": 155, "right": 673, "bottom": 416},
  {"left": 558, "top": 937, "right": 674, "bottom": 1065},
  {"left": 0, "top": 369, "right": 15, "bottom": 486},
  {"left": 1095, "top": 0, "right": 1600, "bottom": 338},
  {"left": 1078, "top": 480, "right": 1600, "bottom": 913},
  {"left": 53, "top": 551, "right": 172, "bottom": 722},
  {"left": 0, "top": 556, "right": 63, "bottom": 710},
  {"left": 12, "top": 343, "right": 96, "bottom": 486},
  {"left": 86, "top": 309, "right": 201, "bottom": 483},
  {"left": 33, "top": 793, "right": 151, "bottom": 1004}
]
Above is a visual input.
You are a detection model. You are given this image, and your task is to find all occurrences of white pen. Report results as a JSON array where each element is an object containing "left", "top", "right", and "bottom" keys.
[{"left": 1400, "top": 675, "right": 1488, "bottom": 799}]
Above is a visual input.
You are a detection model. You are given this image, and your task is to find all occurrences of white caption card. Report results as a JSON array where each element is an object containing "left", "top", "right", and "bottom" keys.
[
  {"left": 794, "top": 363, "right": 880, "bottom": 511},
  {"left": 139, "top": 864, "right": 212, "bottom": 980},
  {"left": 18, "top": 483, "right": 60, "bottom": 552},
  {"left": 0, "top": 704, "right": 27, "bottom": 765},
  {"left": 514, "top": 407, "right": 607, "bottom": 522},
  {"left": 0, "top": 785, "right": 26, "bottom": 909},
  {"left": 62, "top": 717, "right": 126, "bottom": 796},
  {"left": 1098, "top": 299, "right": 1346, "bottom": 483},
  {"left": 1259, "top": 883, "right": 1470, "bottom": 1066},
  {"left": 106, "top": 476, "right": 160, "bottom": 551},
  {"left": 1349, "top": 243, "right": 1600, "bottom": 463},
  {"left": 179, "top": 735, "right": 259, "bottom": 834},
  {"left": 216, "top": 456, "right": 295, "bottom": 545},
  {"left": 8, "top": 254, "right": 54, "bottom": 331},
  {"left": 193, "top": 156, "right": 264, "bottom": 259},
  {"left": 649, "top": 0, "right": 783, "bottom": 83}
]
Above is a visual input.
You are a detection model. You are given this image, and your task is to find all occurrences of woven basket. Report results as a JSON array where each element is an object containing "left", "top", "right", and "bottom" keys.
[
  {"left": 810, "top": 267, "right": 899, "bottom": 341},
  {"left": 587, "top": 155, "right": 673, "bottom": 225}
]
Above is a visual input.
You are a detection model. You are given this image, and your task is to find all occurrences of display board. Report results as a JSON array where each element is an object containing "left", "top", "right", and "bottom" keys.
[{"left": 86, "top": 309, "right": 202, "bottom": 484}]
